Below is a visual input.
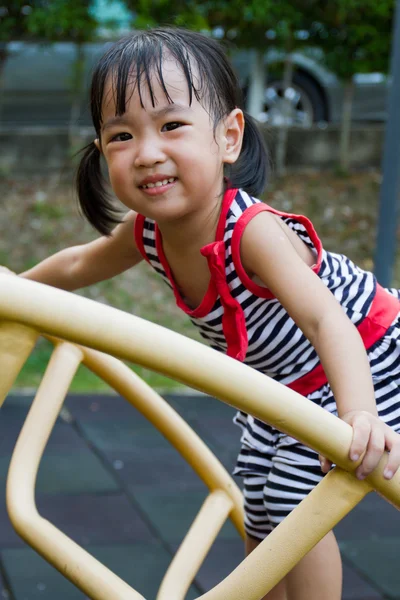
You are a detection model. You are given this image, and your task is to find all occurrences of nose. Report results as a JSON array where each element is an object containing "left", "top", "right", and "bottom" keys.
[{"left": 134, "top": 134, "right": 166, "bottom": 168}]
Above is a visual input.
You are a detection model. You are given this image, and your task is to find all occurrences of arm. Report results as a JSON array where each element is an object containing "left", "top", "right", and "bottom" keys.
[
  {"left": 241, "top": 211, "right": 400, "bottom": 480},
  {"left": 19, "top": 211, "right": 143, "bottom": 291}
]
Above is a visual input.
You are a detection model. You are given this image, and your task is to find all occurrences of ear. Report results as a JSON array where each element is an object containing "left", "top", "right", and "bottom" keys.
[
  {"left": 94, "top": 138, "right": 102, "bottom": 153},
  {"left": 221, "top": 108, "right": 245, "bottom": 165}
]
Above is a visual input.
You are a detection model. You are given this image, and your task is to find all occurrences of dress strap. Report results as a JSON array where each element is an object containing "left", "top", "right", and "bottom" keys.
[
  {"left": 201, "top": 241, "right": 248, "bottom": 361},
  {"left": 231, "top": 202, "right": 323, "bottom": 299},
  {"left": 133, "top": 213, "right": 150, "bottom": 263}
]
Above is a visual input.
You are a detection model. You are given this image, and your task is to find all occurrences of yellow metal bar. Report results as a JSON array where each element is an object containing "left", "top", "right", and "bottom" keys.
[
  {"left": 1, "top": 276, "right": 399, "bottom": 508},
  {"left": 1, "top": 276, "right": 399, "bottom": 600},
  {"left": 199, "top": 469, "right": 372, "bottom": 600},
  {"left": 157, "top": 490, "right": 234, "bottom": 600},
  {"left": 6, "top": 342, "right": 145, "bottom": 600},
  {"left": 80, "top": 345, "right": 245, "bottom": 537},
  {"left": 0, "top": 321, "right": 38, "bottom": 407}
]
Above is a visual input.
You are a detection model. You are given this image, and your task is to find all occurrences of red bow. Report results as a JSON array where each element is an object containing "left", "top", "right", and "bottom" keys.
[{"left": 201, "top": 241, "right": 248, "bottom": 361}]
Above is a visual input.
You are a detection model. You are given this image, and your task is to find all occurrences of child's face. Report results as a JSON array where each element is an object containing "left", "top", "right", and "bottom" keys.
[{"left": 97, "top": 57, "right": 243, "bottom": 224}]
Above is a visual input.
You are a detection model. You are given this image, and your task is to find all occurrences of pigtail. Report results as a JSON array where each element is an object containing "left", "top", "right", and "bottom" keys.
[
  {"left": 75, "top": 142, "right": 122, "bottom": 236},
  {"left": 228, "top": 111, "right": 270, "bottom": 197}
]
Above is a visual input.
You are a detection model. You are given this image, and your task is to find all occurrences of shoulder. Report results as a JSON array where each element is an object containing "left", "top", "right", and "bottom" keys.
[
  {"left": 240, "top": 209, "right": 289, "bottom": 265},
  {"left": 240, "top": 207, "right": 318, "bottom": 281},
  {"left": 238, "top": 210, "right": 337, "bottom": 335},
  {"left": 231, "top": 197, "right": 320, "bottom": 274},
  {"left": 100, "top": 211, "right": 142, "bottom": 259}
]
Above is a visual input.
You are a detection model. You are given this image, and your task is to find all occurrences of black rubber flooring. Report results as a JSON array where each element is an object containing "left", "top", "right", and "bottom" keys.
[{"left": 0, "top": 392, "right": 398, "bottom": 599}]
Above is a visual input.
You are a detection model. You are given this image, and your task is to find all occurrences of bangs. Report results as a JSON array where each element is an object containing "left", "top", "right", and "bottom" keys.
[{"left": 90, "top": 28, "right": 241, "bottom": 135}]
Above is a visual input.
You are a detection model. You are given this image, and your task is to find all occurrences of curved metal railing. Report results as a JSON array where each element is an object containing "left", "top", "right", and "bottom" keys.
[{"left": 0, "top": 274, "right": 399, "bottom": 600}]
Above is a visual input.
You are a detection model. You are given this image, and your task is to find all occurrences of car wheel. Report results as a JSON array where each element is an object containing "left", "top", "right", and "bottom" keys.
[{"left": 258, "top": 72, "right": 327, "bottom": 128}]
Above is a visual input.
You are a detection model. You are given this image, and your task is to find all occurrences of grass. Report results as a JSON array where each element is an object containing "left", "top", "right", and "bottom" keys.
[
  {"left": 1, "top": 169, "right": 399, "bottom": 393},
  {"left": 14, "top": 338, "right": 181, "bottom": 392}
]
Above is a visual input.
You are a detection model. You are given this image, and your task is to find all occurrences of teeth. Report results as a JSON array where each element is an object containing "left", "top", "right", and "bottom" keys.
[{"left": 141, "top": 178, "right": 176, "bottom": 189}]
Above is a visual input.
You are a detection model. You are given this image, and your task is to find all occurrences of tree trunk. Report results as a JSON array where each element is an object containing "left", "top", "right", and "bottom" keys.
[
  {"left": 68, "top": 42, "right": 85, "bottom": 155},
  {"left": 275, "top": 54, "right": 294, "bottom": 178},
  {"left": 0, "top": 47, "right": 9, "bottom": 126},
  {"left": 339, "top": 78, "right": 355, "bottom": 173},
  {"left": 246, "top": 49, "right": 267, "bottom": 120}
]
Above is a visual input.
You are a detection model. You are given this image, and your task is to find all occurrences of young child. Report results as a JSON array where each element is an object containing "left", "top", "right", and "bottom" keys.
[{"left": 2, "top": 27, "right": 400, "bottom": 600}]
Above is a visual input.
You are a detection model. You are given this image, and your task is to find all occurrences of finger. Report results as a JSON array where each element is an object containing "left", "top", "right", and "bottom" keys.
[
  {"left": 318, "top": 455, "right": 332, "bottom": 474},
  {"left": 349, "top": 415, "right": 371, "bottom": 462},
  {"left": 356, "top": 426, "right": 385, "bottom": 479},
  {"left": 383, "top": 436, "right": 400, "bottom": 480}
]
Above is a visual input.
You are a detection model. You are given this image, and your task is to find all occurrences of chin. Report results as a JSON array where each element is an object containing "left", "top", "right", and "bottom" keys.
[{"left": 147, "top": 201, "right": 192, "bottom": 222}]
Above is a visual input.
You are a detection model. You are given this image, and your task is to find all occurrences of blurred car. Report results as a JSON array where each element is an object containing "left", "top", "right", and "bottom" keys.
[
  {"left": 237, "top": 48, "right": 388, "bottom": 127},
  {"left": 0, "top": 39, "right": 388, "bottom": 129}
]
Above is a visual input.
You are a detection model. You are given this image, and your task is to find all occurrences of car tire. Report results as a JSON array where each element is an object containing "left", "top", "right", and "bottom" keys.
[{"left": 261, "top": 71, "right": 327, "bottom": 127}]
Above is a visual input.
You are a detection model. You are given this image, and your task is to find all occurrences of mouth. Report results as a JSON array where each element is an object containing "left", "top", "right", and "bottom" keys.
[{"left": 139, "top": 177, "right": 177, "bottom": 190}]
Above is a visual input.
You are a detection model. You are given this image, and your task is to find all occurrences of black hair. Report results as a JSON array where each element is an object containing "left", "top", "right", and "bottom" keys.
[{"left": 76, "top": 27, "right": 270, "bottom": 235}]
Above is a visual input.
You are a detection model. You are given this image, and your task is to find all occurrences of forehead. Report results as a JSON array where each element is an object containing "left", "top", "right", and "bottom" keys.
[{"left": 102, "top": 55, "right": 203, "bottom": 117}]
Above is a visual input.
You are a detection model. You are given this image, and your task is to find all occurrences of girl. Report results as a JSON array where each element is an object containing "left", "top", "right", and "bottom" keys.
[{"left": 3, "top": 27, "right": 400, "bottom": 600}]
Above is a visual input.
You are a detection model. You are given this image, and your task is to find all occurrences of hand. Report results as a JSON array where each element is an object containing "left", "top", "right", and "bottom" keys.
[{"left": 319, "top": 410, "right": 400, "bottom": 480}]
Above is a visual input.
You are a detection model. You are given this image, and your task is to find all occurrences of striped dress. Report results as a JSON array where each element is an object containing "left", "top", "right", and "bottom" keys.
[{"left": 135, "top": 187, "right": 400, "bottom": 534}]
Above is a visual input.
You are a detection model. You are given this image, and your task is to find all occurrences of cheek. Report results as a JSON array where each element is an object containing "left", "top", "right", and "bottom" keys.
[{"left": 107, "top": 156, "right": 130, "bottom": 189}]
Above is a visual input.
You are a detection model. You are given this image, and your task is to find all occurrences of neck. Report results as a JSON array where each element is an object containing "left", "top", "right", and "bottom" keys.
[{"left": 157, "top": 197, "right": 223, "bottom": 252}]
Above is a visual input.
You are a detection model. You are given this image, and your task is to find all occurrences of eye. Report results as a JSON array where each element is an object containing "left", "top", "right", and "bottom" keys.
[
  {"left": 161, "top": 122, "right": 183, "bottom": 132},
  {"left": 110, "top": 132, "right": 132, "bottom": 142}
]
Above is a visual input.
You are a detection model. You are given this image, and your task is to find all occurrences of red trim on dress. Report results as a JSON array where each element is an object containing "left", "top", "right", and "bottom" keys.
[
  {"left": 133, "top": 214, "right": 150, "bottom": 263},
  {"left": 152, "top": 187, "right": 248, "bottom": 358},
  {"left": 288, "top": 284, "right": 400, "bottom": 396},
  {"left": 155, "top": 227, "right": 218, "bottom": 318},
  {"left": 152, "top": 188, "right": 239, "bottom": 319},
  {"left": 231, "top": 202, "right": 323, "bottom": 299},
  {"left": 216, "top": 188, "right": 238, "bottom": 240},
  {"left": 204, "top": 188, "right": 248, "bottom": 360}
]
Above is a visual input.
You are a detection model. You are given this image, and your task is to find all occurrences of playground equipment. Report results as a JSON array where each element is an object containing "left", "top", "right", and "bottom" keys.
[{"left": 0, "top": 273, "right": 399, "bottom": 600}]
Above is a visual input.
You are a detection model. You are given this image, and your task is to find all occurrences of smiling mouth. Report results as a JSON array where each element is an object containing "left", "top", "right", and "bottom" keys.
[{"left": 139, "top": 177, "right": 177, "bottom": 189}]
